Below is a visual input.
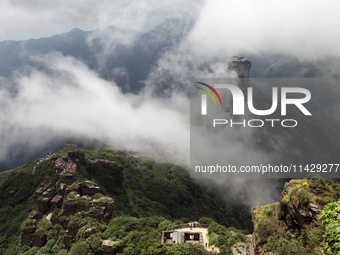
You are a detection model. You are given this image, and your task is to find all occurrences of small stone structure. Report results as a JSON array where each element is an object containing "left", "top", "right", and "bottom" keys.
[{"left": 161, "top": 230, "right": 203, "bottom": 246}]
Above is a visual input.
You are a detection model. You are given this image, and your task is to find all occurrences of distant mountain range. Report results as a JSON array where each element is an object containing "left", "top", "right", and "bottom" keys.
[
  {"left": 0, "top": 19, "right": 193, "bottom": 94},
  {"left": 1, "top": 18, "right": 340, "bottom": 172}
]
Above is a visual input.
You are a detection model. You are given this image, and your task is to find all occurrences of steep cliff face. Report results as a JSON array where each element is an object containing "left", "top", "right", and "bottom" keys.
[
  {"left": 248, "top": 177, "right": 340, "bottom": 255},
  {"left": 21, "top": 178, "right": 114, "bottom": 248}
]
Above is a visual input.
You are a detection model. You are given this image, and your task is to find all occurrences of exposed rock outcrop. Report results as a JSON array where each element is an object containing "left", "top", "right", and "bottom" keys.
[
  {"left": 50, "top": 195, "right": 63, "bottom": 210},
  {"left": 33, "top": 177, "right": 56, "bottom": 214},
  {"left": 308, "top": 203, "right": 322, "bottom": 214},
  {"left": 81, "top": 180, "right": 101, "bottom": 196},
  {"left": 21, "top": 177, "right": 115, "bottom": 249},
  {"left": 232, "top": 246, "right": 247, "bottom": 255},
  {"left": 29, "top": 211, "right": 43, "bottom": 221},
  {"left": 227, "top": 56, "right": 251, "bottom": 89},
  {"left": 31, "top": 234, "right": 46, "bottom": 247},
  {"left": 20, "top": 219, "right": 37, "bottom": 246},
  {"left": 249, "top": 178, "right": 340, "bottom": 254},
  {"left": 102, "top": 240, "right": 119, "bottom": 255},
  {"left": 228, "top": 56, "right": 251, "bottom": 78},
  {"left": 67, "top": 150, "right": 85, "bottom": 169},
  {"left": 281, "top": 188, "right": 321, "bottom": 229}
]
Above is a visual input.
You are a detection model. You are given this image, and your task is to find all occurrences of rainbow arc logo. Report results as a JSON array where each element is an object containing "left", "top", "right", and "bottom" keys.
[
  {"left": 196, "top": 82, "right": 222, "bottom": 115},
  {"left": 196, "top": 82, "right": 222, "bottom": 106}
]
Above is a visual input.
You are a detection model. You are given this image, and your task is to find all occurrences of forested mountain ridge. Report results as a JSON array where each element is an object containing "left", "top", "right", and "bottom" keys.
[{"left": 0, "top": 144, "right": 251, "bottom": 254}]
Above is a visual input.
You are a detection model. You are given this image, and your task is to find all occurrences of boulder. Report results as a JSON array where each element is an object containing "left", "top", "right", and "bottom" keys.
[
  {"left": 89, "top": 207, "right": 106, "bottom": 222},
  {"left": 308, "top": 203, "right": 322, "bottom": 214},
  {"left": 81, "top": 181, "right": 101, "bottom": 196},
  {"left": 287, "top": 201, "right": 313, "bottom": 228},
  {"left": 21, "top": 234, "right": 32, "bottom": 246},
  {"left": 50, "top": 195, "right": 63, "bottom": 210},
  {"left": 34, "top": 178, "right": 54, "bottom": 200},
  {"left": 31, "top": 234, "right": 46, "bottom": 247},
  {"left": 37, "top": 197, "right": 51, "bottom": 214},
  {"left": 65, "top": 182, "right": 81, "bottom": 195},
  {"left": 84, "top": 228, "right": 97, "bottom": 238},
  {"left": 58, "top": 183, "right": 67, "bottom": 196},
  {"left": 101, "top": 240, "right": 118, "bottom": 254},
  {"left": 29, "top": 211, "right": 43, "bottom": 221},
  {"left": 21, "top": 219, "right": 37, "bottom": 234},
  {"left": 51, "top": 215, "right": 62, "bottom": 226}
]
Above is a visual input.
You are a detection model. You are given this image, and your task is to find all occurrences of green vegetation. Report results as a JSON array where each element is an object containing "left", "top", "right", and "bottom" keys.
[
  {"left": 321, "top": 199, "right": 340, "bottom": 254},
  {"left": 0, "top": 144, "right": 252, "bottom": 254},
  {"left": 253, "top": 177, "right": 340, "bottom": 255},
  {"left": 208, "top": 222, "right": 248, "bottom": 254},
  {"left": 20, "top": 215, "right": 247, "bottom": 255}
]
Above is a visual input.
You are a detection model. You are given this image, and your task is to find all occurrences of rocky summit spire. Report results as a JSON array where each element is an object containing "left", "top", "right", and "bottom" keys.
[
  {"left": 227, "top": 56, "right": 251, "bottom": 89},
  {"left": 227, "top": 56, "right": 251, "bottom": 78}
]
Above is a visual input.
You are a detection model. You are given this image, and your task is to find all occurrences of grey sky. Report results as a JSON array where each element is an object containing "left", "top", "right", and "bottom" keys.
[
  {"left": 1, "top": 0, "right": 339, "bottom": 206},
  {"left": 0, "top": 0, "right": 203, "bottom": 41},
  {"left": 2, "top": 0, "right": 340, "bottom": 59}
]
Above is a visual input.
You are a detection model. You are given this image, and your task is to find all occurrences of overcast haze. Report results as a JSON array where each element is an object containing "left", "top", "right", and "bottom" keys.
[
  {"left": 2, "top": 0, "right": 340, "bottom": 58},
  {"left": 0, "top": 0, "right": 203, "bottom": 41},
  {"left": 1, "top": 0, "right": 340, "bottom": 206}
]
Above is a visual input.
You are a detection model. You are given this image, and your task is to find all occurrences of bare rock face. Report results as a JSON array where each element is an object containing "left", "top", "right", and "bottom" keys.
[
  {"left": 232, "top": 246, "right": 247, "bottom": 255},
  {"left": 37, "top": 197, "right": 51, "bottom": 214},
  {"left": 289, "top": 202, "right": 313, "bottom": 228},
  {"left": 308, "top": 203, "right": 322, "bottom": 214},
  {"left": 22, "top": 177, "right": 115, "bottom": 249},
  {"left": 31, "top": 234, "right": 46, "bottom": 247},
  {"left": 34, "top": 177, "right": 56, "bottom": 214},
  {"left": 58, "top": 183, "right": 67, "bottom": 196},
  {"left": 248, "top": 211, "right": 260, "bottom": 255},
  {"left": 246, "top": 233, "right": 260, "bottom": 255},
  {"left": 281, "top": 188, "right": 316, "bottom": 229},
  {"left": 67, "top": 150, "right": 85, "bottom": 162},
  {"left": 65, "top": 182, "right": 81, "bottom": 195},
  {"left": 227, "top": 56, "right": 252, "bottom": 89},
  {"left": 89, "top": 207, "right": 106, "bottom": 222},
  {"left": 20, "top": 219, "right": 37, "bottom": 246},
  {"left": 29, "top": 211, "right": 43, "bottom": 221},
  {"left": 81, "top": 181, "right": 101, "bottom": 196},
  {"left": 50, "top": 195, "right": 64, "bottom": 210},
  {"left": 228, "top": 56, "right": 251, "bottom": 78},
  {"left": 67, "top": 150, "right": 85, "bottom": 169},
  {"left": 102, "top": 240, "right": 118, "bottom": 254},
  {"left": 21, "top": 234, "right": 32, "bottom": 246}
]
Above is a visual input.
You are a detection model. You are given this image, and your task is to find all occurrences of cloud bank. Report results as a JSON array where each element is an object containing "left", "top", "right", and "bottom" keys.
[
  {"left": 0, "top": 53, "right": 190, "bottom": 160},
  {"left": 189, "top": 0, "right": 340, "bottom": 58},
  {"left": 2, "top": 0, "right": 340, "bottom": 207}
]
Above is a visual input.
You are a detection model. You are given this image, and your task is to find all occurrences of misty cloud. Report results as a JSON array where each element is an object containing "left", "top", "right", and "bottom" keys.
[
  {"left": 189, "top": 0, "right": 340, "bottom": 58},
  {"left": 0, "top": 53, "right": 190, "bottom": 159},
  {"left": 3, "top": 0, "right": 338, "bottom": 208}
]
